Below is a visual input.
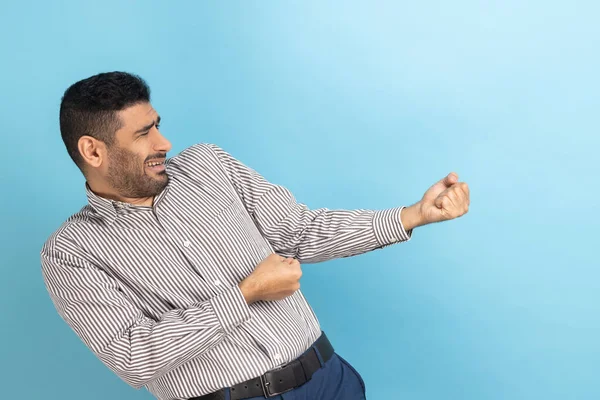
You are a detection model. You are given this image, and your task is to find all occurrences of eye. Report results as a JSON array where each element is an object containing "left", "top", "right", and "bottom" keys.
[
  {"left": 155, "top": 123, "right": 161, "bottom": 130},
  {"left": 140, "top": 131, "right": 149, "bottom": 136}
]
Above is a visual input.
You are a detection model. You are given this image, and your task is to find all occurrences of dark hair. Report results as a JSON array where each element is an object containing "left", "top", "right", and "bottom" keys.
[{"left": 59, "top": 71, "right": 151, "bottom": 170}]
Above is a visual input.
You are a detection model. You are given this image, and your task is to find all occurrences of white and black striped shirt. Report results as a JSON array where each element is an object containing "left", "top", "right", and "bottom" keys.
[{"left": 41, "top": 143, "right": 412, "bottom": 399}]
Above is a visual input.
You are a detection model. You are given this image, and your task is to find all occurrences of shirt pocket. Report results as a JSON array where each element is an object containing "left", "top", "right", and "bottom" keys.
[{"left": 191, "top": 202, "right": 267, "bottom": 284}]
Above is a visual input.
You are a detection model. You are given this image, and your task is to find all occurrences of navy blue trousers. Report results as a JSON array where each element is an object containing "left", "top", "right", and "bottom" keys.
[{"left": 223, "top": 352, "right": 367, "bottom": 400}]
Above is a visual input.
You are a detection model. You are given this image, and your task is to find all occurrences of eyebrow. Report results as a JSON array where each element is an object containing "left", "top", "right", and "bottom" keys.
[{"left": 134, "top": 115, "right": 161, "bottom": 134}]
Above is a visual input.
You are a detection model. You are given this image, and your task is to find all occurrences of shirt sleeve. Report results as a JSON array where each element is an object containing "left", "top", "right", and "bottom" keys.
[
  {"left": 207, "top": 144, "right": 413, "bottom": 263},
  {"left": 40, "top": 244, "right": 251, "bottom": 389}
]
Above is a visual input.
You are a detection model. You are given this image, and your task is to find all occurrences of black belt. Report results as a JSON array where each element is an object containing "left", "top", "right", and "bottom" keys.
[{"left": 192, "top": 332, "right": 334, "bottom": 400}]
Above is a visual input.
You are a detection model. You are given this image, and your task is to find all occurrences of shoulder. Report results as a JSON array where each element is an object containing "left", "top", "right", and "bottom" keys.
[
  {"left": 165, "top": 143, "right": 232, "bottom": 182},
  {"left": 40, "top": 205, "right": 100, "bottom": 260},
  {"left": 166, "top": 143, "right": 225, "bottom": 169}
]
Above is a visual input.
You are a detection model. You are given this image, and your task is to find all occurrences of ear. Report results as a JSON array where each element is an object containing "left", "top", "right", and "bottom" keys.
[{"left": 78, "top": 136, "right": 107, "bottom": 169}]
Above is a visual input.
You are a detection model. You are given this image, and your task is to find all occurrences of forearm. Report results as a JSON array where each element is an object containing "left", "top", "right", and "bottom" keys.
[
  {"left": 98, "top": 286, "right": 250, "bottom": 388},
  {"left": 208, "top": 143, "right": 416, "bottom": 262},
  {"left": 400, "top": 203, "right": 425, "bottom": 231},
  {"left": 42, "top": 252, "right": 251, "bottom": 389},
  {"left": 254, "top": 194, "right": 413, "bottom": 263},
  {"left": 109, "top": 286, "right": 250, "bottom": 388}
]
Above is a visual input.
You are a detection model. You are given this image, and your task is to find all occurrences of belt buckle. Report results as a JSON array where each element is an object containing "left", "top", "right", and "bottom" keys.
[
  {"left": 259, "top": 365, "right": 297, "bottom": 398},
  {"left": 259, "top": 374, "right": 280, "bottom": 398}
]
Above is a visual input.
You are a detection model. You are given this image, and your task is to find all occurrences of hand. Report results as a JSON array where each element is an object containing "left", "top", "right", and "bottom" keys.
[
  {"left": 416, "top": 172, "right": 470, "bottom": 224},
  {"left": 239, "top": 253, "right": 302, "bottom": 304}
]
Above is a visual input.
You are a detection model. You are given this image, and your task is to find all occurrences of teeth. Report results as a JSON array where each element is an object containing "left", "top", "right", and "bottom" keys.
[{"left": 146, "top": 161, "right": 163, "bottom": 167}]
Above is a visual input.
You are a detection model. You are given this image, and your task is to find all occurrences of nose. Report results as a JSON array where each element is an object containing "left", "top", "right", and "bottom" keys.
[{"left": 153, "top": 127, "right": 172, "bottom": 154}]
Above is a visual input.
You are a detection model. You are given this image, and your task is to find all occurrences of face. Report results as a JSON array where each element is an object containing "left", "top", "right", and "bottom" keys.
[{"left": 104, "top": 102, "right": 172, "bottom": 199}]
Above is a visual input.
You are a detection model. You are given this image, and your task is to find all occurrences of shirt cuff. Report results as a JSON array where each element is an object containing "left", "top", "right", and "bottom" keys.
[
  {"left": 209, "top": 285, "right": 252, "bottom": 333},
  {"left": 373, "top": 206, "right": 413, "bottom": 247}
]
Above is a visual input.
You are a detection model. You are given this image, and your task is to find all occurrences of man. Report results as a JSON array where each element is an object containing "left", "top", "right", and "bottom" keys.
[{"left": 41, "top": 71, "right": 470, "bottom": 400}]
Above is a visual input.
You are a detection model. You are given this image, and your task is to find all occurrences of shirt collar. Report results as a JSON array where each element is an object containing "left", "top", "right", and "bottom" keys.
[
  {"left": 85, "top": 180, "right": 172, "bottom": 225},
  {"left": 85, "top": 183, "right": 119, "bottom": 224}
]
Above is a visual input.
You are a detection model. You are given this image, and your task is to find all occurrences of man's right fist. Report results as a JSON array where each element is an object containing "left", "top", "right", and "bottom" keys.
[{"left": 239, "top": 253, "right": 303, "bottom": 304}]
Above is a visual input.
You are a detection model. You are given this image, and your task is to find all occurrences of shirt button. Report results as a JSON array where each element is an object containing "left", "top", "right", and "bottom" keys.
[
  {"left": 183, "top": 240, "right": 191, "bottom": 248},
  {"left": 389, "top": 237, "right": 397, "bottom": 242},
  {"left": 274, "top": 353, "right": 282, "bottom": 360},
  {"left": 214, "top": 280, "right": 221, "bottom": 286}
]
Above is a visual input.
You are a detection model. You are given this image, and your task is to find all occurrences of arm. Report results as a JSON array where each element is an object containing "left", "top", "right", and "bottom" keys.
[
  {"left": 41, "top": 247, "right": 251, "bottom": 389},
  {"left": 207, "top": 144, "right": 414, "bottom": 264}
]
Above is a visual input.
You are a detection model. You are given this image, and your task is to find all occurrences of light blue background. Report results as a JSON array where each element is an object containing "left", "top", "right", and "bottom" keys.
[{"left": 1, "top": 1, "right": 598, "bottom": 399}]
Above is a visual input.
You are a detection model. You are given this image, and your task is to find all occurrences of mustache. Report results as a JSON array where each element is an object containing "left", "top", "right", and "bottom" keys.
[{"left": 145, "top": 153, "right": 167, "bottom": 162}]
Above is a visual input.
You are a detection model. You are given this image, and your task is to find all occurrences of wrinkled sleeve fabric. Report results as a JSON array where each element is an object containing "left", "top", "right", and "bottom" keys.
[
  {"left": 40, "top": 242, "right": 251, "bottom": 389},
  {"left": 206, "top": 143, "right": 413, "bottom": 264}
]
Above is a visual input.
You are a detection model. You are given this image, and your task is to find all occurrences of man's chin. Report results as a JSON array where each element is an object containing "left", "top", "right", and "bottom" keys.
[
  {"left": 144, "top": 168, "right": 168, "bottom": 178},
  {"left": 154, "top": 174, "right": 169, "bottom": 188},
  {"left": 156, "top": 171, "right": 168, "bottom": 180}
]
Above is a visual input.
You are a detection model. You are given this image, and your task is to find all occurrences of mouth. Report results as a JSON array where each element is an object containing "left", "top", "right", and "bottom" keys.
[{"left": 145, "top": 159, "right": 166, "bottom": 173}]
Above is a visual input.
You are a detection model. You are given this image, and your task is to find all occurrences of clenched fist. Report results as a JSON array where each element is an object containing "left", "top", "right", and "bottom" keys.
[
  {"left": 419, "top": 172, "right": 470, "bottom": 223},
  {"left": 239, "top": 253, "right": 302, "bottom": 304}
]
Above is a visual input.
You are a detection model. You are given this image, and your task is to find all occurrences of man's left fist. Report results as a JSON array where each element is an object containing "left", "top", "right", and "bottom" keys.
[{"left": 418, "top": 172, "right": 470, "bottom": 224}]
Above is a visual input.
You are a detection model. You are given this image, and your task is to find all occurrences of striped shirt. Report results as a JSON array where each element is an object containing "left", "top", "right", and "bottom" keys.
[{"left": 41, "top": 143, "right": 412, "bottom": 400}]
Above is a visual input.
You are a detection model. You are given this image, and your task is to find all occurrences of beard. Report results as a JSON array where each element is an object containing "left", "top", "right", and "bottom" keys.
[{"left": 106, "top": 146, "right": 169, "bottom": 198}]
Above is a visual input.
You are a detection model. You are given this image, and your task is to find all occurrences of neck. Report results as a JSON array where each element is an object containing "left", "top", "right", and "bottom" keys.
[{"left": 87, "top": 180, "right": 154, "bottom": 207}]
